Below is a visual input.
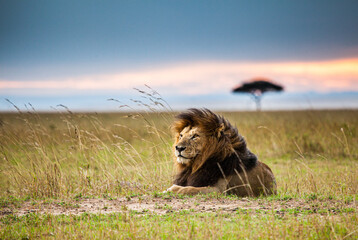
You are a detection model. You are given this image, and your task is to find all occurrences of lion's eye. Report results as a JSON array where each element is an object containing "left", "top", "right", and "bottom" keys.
[
  {"left": 179, "top": 134, "right": 183, "bottom": 139},
  {"left": 191, "top": 134, "right": 199, "bottom": 139}
]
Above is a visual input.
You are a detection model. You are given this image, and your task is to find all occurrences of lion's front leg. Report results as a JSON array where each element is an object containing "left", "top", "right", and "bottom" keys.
[
  {"left": 164, "top": 179, "right": 229, "bottom": 195},
  {"left": 165, "top": 184, "right": 215, "bottom": 195}
]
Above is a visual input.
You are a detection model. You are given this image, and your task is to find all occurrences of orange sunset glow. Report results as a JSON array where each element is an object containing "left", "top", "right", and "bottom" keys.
[{"left": 1, "top": 58, "right": 357, "bottom": 95}]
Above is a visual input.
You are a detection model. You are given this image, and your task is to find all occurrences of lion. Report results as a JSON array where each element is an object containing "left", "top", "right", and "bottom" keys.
[{"left": 165, "top": 108, "right": 276, "bottom": 197}]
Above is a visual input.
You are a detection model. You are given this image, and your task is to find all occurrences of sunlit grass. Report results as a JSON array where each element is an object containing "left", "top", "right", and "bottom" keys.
[
  {"left": 1, "top": 108, "right": 356, "bottom": 199},
  {"left": 0, "top": 90, "right": 357, "bottom": 239}
]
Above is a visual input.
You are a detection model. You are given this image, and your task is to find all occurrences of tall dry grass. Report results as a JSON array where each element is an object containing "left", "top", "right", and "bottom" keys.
[{"left": 0, "top": 91, "right": 357, "bottom": 199}]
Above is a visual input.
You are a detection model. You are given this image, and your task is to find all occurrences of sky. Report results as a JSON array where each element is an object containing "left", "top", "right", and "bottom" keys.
[{"left": 1, "top": 0, "right": 358, "bottom": 111}]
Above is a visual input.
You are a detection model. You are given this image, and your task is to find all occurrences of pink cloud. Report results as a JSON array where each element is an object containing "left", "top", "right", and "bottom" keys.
[{"left": 1, "top": 58, "right": 358, "bottom": 95}]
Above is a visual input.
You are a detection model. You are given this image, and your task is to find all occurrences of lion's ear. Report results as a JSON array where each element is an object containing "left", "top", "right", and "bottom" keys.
[{"left": 216, "top": 123, "right": 225, "bottom": 138}]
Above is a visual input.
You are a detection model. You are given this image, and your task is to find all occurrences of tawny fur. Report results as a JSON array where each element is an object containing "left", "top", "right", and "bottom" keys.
[{"left": 165, "top": 108, "right": 277, "bottom": 197}]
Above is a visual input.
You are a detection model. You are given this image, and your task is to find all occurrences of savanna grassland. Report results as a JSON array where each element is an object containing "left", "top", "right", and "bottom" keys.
[{"left": 0, "top": 96, "right": 357, "bottom": 239}]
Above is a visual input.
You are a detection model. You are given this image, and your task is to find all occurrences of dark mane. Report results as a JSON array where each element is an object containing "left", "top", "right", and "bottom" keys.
[
  {"left": 173, "top": 108, "right": 223, "bottom": 135},
  {"left": 173, "top": 108, "right": 257, "bottom": 187}
]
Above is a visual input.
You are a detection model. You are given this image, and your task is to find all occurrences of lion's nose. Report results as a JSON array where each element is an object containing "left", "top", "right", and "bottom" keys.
[{"left": 176, "top": 146, "right": 186, "bottom": 152}]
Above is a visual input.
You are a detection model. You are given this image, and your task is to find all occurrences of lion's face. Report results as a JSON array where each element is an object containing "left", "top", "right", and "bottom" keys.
[{"left": 175, "top": 126, "right": 206, "bottom": 165}]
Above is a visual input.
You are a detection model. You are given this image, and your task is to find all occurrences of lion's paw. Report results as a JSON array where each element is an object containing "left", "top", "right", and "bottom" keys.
[{"left": 163, "top": 184, "right": 181, "bottom": 193}]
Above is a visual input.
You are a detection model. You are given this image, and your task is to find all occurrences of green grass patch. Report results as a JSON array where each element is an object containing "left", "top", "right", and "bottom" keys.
[{"left": 1, "top": 211, "right": 357, "bottom": 239}]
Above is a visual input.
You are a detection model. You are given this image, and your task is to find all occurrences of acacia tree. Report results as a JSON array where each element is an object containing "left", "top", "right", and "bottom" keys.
[{"left": 232, "top": 79, "right": 284, "bottom": 111}]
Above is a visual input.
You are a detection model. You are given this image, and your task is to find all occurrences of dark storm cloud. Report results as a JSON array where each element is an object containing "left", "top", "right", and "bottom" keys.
[{"left": 1, "top": 0, "right": 358, "bottom": 80}]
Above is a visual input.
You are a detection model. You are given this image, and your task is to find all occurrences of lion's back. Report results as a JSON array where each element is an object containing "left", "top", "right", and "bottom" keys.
[{"left": 227, "top": 161, "right": 277, "bottom": 197}]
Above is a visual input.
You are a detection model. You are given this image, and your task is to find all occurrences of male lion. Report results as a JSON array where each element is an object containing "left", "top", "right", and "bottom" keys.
[{"left": 165, "top": 108, "right": 276, "bottom": 197}]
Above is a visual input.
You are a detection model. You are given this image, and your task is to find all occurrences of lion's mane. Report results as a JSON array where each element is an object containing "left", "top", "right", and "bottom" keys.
[{"left": 172, "top": 108, "right": 258, "bottom": 188}]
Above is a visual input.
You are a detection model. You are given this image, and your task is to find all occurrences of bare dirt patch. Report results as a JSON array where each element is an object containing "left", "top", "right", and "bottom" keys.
[{"left": 1, "top": 196, "right": 357, "bottom": 216}]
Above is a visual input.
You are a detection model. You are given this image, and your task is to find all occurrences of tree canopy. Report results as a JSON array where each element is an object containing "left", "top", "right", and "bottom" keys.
[{"left": 232, "top": 78, "right": 284, "bottom": 111}]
